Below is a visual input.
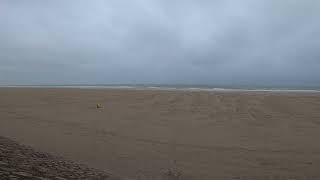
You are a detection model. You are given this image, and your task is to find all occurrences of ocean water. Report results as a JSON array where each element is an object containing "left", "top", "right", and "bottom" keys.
[{"left": 2, "top": 84, "right": 320, "bottom": 93}]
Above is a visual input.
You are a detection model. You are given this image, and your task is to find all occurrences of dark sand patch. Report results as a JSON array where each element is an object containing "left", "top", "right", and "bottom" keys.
[{"left": 0, "top": 136, "right": 120, "bottom": 180}]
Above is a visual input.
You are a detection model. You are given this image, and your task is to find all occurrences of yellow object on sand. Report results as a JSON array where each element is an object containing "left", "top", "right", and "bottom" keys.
[{"left": 96, "top": 104, "right": 102, "bottom": 109}]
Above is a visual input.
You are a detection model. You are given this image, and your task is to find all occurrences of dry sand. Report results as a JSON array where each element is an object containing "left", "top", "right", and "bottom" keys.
[{"left": 0, "top": 88, "right": 320, "bottom": 180}]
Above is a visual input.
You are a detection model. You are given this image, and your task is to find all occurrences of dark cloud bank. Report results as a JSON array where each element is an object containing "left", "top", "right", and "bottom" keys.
[{"left": 1, "top": 0, "right": 320, "bottom": 87}]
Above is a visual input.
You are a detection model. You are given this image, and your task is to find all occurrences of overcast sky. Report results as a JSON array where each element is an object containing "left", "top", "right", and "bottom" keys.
[{"left": 1, "top": 0, "right": 320, "bottom": 86}]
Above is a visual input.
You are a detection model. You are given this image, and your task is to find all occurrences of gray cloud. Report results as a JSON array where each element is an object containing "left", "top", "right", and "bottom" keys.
[{"left": 1, "top": 0, "right": 320, "bottom": 86}]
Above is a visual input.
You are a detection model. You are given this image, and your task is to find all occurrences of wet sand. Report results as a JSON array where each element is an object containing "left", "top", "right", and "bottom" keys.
[{"left": 0, "top": 88, "right": 320, "bottom": 180}]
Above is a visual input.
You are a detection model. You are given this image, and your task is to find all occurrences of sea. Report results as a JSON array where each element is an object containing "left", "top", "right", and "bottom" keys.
[{"left": 1, "top": 84, "right": 320, "bottom": 93}]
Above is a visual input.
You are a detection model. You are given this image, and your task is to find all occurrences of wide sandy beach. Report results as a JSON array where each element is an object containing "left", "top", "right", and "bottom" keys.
[{"left": 1, "top": 88, "right": 320, "bottom": 179}]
